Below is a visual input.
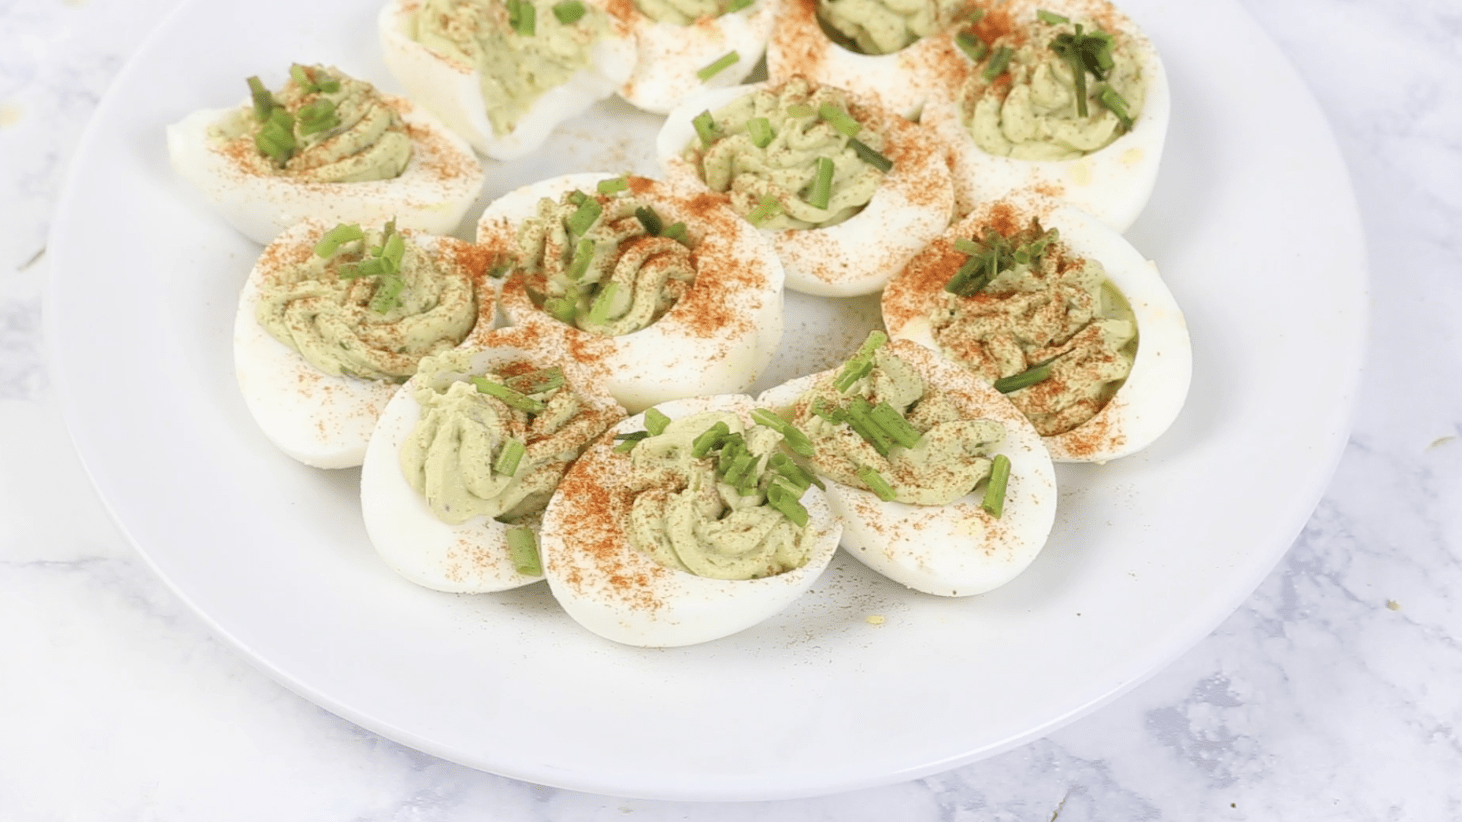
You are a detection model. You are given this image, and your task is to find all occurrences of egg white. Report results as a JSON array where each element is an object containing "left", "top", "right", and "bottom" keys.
[
  {"left": 233, "top": 220, "right": 496, "bottom": 469},
  {"left": 359, "top": 326, "right": 626, "bottom": 593},
  {"left": 758, "top": 338, "right": 1057, "bottom": 597},
  {"left": 881, "top": 193, "right": 1192, "bottom": 463},
  {"left": 540, "top": 394, "right": 842, "bottom": 647},
  {"left": 378, "top": 0, "right": 637, "bottom": 160},
  {"left": 617, "top": 0, "right": 778, "bottom": 114},
  {"left": 477, "top": 171, "right": 785, "bottom": 413},
  {"left": 166, "top": 90, "right": 484, "bottom": 246},
  {"left": 657, "top": 80, "right": 955, "bottom": 297},
  {"left": 918, "top": 0, "right": 1171, "bottom": 231}
]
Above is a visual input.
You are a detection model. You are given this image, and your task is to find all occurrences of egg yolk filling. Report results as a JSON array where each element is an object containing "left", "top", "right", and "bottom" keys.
[
  {"left": 255, "top": 221, "right": 477, "bottom": 381},
  {"left": 633, "top": 0, "right": 750, "bottom": 25},
  {"left": 400, "top": 351, "right": 621, "bottom": 527},
  {"left": 959, "top": 12, "right": 1146, "bottom": 160},
  {"left": 791, "top": 332, "right": 1008, "bottom": 507},
  {"left": 931, "top": 216, "right": 1136, "bottom": 436},
  {"left": 686, "top": 77, "right": 892, "bottom": 230},
  {"left": 815, "top": 0, "right": 967, "bottom": 55},
  {"left": 217, "top": 64, "right": 413, "bottom": 182},
  {"left": 613, "top": 409, "right": 820, "bottom": 580},
  {"left": 412, "top": 0, "right": 609, "bottom": 137},
  {"left": 515, "top": 183, "right": 697, "bottom": 336}
]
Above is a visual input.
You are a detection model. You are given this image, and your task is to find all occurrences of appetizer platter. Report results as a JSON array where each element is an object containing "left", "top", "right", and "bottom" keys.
[{"left": 47, "top": 0, "right": 1366, "bottom": 801}]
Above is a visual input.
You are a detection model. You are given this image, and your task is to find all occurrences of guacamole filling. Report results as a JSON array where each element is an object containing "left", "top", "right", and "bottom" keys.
[
  {"left": 790, "top": 333, "right": 1006, "bottom": 506},
  {"left": 413, "top": 0, "right": 607, "bottom": 137},
  {"left": 400, "top": 350, "right": 617, "bottom": 527},
  {"left": 816, "top": 0, "right": 967, "bottom": 55},
  {"left": 256, "top": 221, "right": 476, "bottom": 381},
  {"left": 218, "top": 64, "right": 412, "bottom": 182},
  {"left": 687, "top": 77, "right": 890, "bottom": 230},
  {"left": 959, "top": 12, "right": 1145, "bottom": 160},
  {"left": 615, "top": 409, "right": 820, "bottom": 580},
  {"left": 931, "top": 217, "right": 1136, "bottom": 436},
  {"left": 515, "top": 183, "right": 695, "bottom": 336}
]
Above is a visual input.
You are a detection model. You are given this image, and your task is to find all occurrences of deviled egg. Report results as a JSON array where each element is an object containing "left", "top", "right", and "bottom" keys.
[
  {"left": 658, "top": 76, "right": 953, "bottom": 296},
  {"left": 881, "top": 194, "right": 1191, "bottom": 462},
  {"left": 477, "top": 172, "right": 785, "bottom": 413},
  {"left": 540, "top": 394, "right": 841, "bottom": 646},
  {"left": 919, "top": 0, "right": 1170, "bottom": 230},
  {"left": 167, "top": 63, "right": 483, "bottom": 245},
  {"left": 759, "top": 334, "right": 1057, "bottom": 597},
  {"left": 379, "top": 0, "right": 636, "bottom": 160},
  {"left": 234, "top": 218, "right": 495, "bottom": 469},
  {"left": 617, "top": 0, "right": 779, "bottom": 114},
  {"left": 360, "top": 326, "right": 625, "bottom": 592}
]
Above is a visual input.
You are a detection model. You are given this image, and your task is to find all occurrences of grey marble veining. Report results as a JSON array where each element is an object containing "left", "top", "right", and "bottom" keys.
[{"left": 2, "top": 0, "right": 1460, "bottom": 819}]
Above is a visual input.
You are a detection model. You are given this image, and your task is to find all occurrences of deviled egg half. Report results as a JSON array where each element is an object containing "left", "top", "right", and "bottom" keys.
[
  {"left": 541, "top": 394, "right": 842, "bottom": 647},
  {"left": 234, "top": 218, "right": 496, "bottom": 469},
  {"left": 477, "top": 172, "right": 785, "bottom": 413},
  {"left": 167, "top": 63, "right": 483, "bottom": 245},
  {"left": 759, "top": 334, "right": 1057, "bottom": 597},
  {"left": 658, "top": 76, "right": 953, "bottom": 297},
  {"left": 379, "top": 0, "right": 636, "bottom": 160},
  {"left": 617, "top": 0, "right": 779, "bottom": 114},
  {"left": 360, "top": 326, "right": 626, "bottom": 592},
  {"left": 881, "top": 194, "right": 1191, "bottom": 462},
  {"left": 919, "top": 0, "right": 1170, "bottom": 230}
]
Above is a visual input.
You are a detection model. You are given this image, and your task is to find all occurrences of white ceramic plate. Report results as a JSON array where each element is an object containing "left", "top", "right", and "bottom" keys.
[{"left": 46, "top": 0, "right": 1366, "bottom": 802}]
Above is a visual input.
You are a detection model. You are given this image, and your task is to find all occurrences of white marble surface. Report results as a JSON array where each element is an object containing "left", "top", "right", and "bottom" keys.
[{"left": 2, "top": 0, "right": 1459, "bottom": 818}]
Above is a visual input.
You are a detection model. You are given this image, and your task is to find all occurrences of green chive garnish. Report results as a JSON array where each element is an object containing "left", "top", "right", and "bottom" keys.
[
  {"left": 552, "top": 0, "right": 586, "bottom": 23},
  {"left": 566, "top": 237, "right": 595, "bottom": 280},
  {"left": 869, "top": 401, "right": 922, "bottom": 449},
  {"left": 983, "top": 45, "right": 1013, "bottom": 80},
  {"left": 472, "top": 376, "right": 548, "bottom": 413},
  {"left": 507, "top": 526, "right": 542, "bottom": 576},
  {"left": 368, "top": 274, "right": 405, "bottom": 314},
  {"left": 565, "top": 197, "right": 602, "bottom": 237},
  {"left": 289, "top": 64, "right": 313, "bottom": 90},
  {"left": 587, "top": 282, "right": 619, "bottom": 325},
  {"left": 567, "top": 189, "right": 588, "bottom": 206},
  {"left": 746, "top": 194, "right": 783, "bottom": 227},
  {"left": 994, "top": 362, "right": 1052, "bottom": 393},
  {"left": 613, "top": 431, "right": 649, "bottom": 452},
  {"left": 766, "top": 479, "right": 809, "bottom": 527},
  {"left": 747, "top": 116, "right": 774, "bottom": 148},
  {"left": 644, "top": 407, "right": 671, "bottom": 436},
  {"left": 314, "top": 223, "right": 363, "bottom": 257},
  {"left": 1100, "top": 86, "right": 1134, "bottom": 129},
  {"left": 955, "top": 30, "right": 988, "bottom": 63},
  {"left": 724, "top": 0, "right": 754, "bottom": 12},
  {"left": 817, "top": 103, "right": 861, "bottom": 137},
  {"left": 857, "top": 466, "right": 897, "bottom": 501},
  {"left": 769, "top": 452, "right": 823, "bottom": 490},
  {"left": 543, "top": 294, "right": 578, "bottom": 324},
  {"left": 846, "top": 397, "right": 894, "bottom": 456},
  {"left": 380, "top": 231, "right": 406, "bottom": 273},
  {"left": 981, "top": 454, "right": 1011, "bottom": 518},
  {"left": 596, "top": 175, "right": 628, "bottom": 194},
  {"left": 785, "top": 103, "right": 815, "bottom": 118},
  {"left": 806, "top": 156, "right": 834, "bottom": 210},
  {"left": 848, "top": 138, "right": 892, "bottom": 173},
  {"left": 508, "top": 0, "right": 536, "bottom": 35},
  {"left": 661, "top": 222, "right": 688, "bottom": 243},
  {"left": 833, "top": 331, "right": 887, "bottom": 392},
  {"left": 1037, "top": 9, "right": 1069, "bottom": 24},
  {"left": 750, "top": 408, "right": 814, "bottom": 457},
  {"left": 247, "top": 76, "right": 275, "bottom": 121},
  {"left": 296, "top": 99, "right": 339, "bottom": 135},
  {"left": 494, "top": 437, "right": 526, "bottom": 476},
  {"left": 503, "top": 366, "right": 564, "bottom": 395},
  {"left": 691, "top": 422, "right": 730, "bottom": 458},
  {"left": 692, "top": 110, "right": 720, "bottom": 146},
  {"left": 635, "top": 205, "right": 663, "bottom": 236},
  {"left": 255, "top": 108, "right": 296, "bottom": 165},
  {"left": 697, "top": 51, "right": 740, "bottom": 82}
]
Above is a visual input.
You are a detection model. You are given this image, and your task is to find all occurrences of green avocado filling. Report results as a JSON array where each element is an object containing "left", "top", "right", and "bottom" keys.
[
  {"left": 400, "top": 349, "right": 618, "bottom": 528},
  {"left": 412, "top": 0, "right": 608, "bottom": 138},
  {"left": 685, "top": 78, "right": 890, "bottom": 230},
  {"left": 219, "top": 64, "right": 412, "bottom": 182},
  {"left": 816, "top": 0, "right": 968, "bottom": 55},
  {"left": 930, "top": 217, "right": 1137, "bottom": 436},
  {"left": 634, "top": 0, "right": 750, "bottom": 25},
  {"left": 790, "top": 333, "right": 1007, "bottom": 507},
  {"left": 959, "top": 12, "right": 1146, "bottom": 159},
  {"left": 514, "top": 186, "right": 696, "bottom": 336},
  {"left": 618, "top": 410, "right": 820, "bottom": 580},
  {"left": 256, "top": 221, "right": 476, "bottom": 381}
]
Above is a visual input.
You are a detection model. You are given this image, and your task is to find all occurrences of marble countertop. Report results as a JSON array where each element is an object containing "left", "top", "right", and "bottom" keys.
[{"left": 3, "top": 0, "right": 1458, "bottom": 818}]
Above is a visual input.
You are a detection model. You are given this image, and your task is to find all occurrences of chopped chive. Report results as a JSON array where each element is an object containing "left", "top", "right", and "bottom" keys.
[
  {"left": 857, "top": 466, "right": 897, "bottom": 501},
  {"left": 785, "top": 103, "right": 815, "bottom": 118},
  {"left": 1037, "top": 9, "right": 1069, "bottom": 24},
  {"left": 552, "top": 0, "right": 586, "bottom": 23},
  {"left": 338, "top": 257, "right": 383, "bottom": 279},
  {"left": 508, "top": 0, "right": 536, "bottom": 35},
  {"left": 746, "top": 194, "right": 783, "bottom": 227},
  {"left": 255, "top": 108, "right": 296, "bottom": 165},
  {"left": 566, "top": 237, "right": 595, "bottom": 280},
  {"left": 314, "top": 223, "right": 363, "bottom": 257},
  {"left": 817, "top": 103, "right": 861, "bottom": 137},
  {"left": 846, "top": 397, "right": 894, "bottom": 456},
  {"left": 567, "top": 189, "right": 587, "bottom": 206},
  {"left": 869, "top": 401, "right": 922, "bottom": 449},
  {"left": 503, "top": 366, "right": 564, "bottom": 395},
  {"left": 472, "top": 376, "right": 548, "bottom": 413},
  {"left": 543, "top": 294, "right": 578, "bottom": 324},
  {"left": 724, "top": 0, "right": 755, "bottom": 11},
  {"left": 613, "top": 430, "right": 650, "bottom": 452},
  {"left": 955, "top": 30, "right": 988, "bottom": 63},
  {"left": 289, "top": 64, "right": 313, "bottom": 90},
  {"left": 634, "top": 205, "right": 663, "bottom": 236},
  {"left": 692, "top": 110, "right": 720, "bottom": 146},
  {"left": 952, "top": 237, "right": 982, "bottom": 256},
  {"left": 690, "top": 421, "right": 730, "bottom": 458},
  {"left": 833, "top": 330, "right": 887, "bottom": 392},
  {"left": 993, "top": 362, "right": 1052, "bottom": 393},
  {"left": 661, "top": 222, "right": 688, "bottom": 243},
  {"left": 596, "top": 175, "right": 628, "bottom": 194},
  {"left": 494, "top": 437, "right": 526, "bottom": 476},
  {"left": 981, "top": 454, "right": 1011, "bottom": 518},
  {"left": 983, "top": 45, "right": 1013, "bottom": 80},
  {"left": 721, "top": 451, "right": 757, "bottom": 489},
  {"left": 716, "top": 434, "right": 745, "bottom": 474},
  {"left": 507, "top": 526, "right": 542, "bottom": 576},
  {"left": 565, "top": 197, "right": 602, "bottom": 236},
  {"left": 296, "top": 99, "right": 339, "bottom": 135},
  {"left": 766, "top": 479, "right": 809, "bottom": 527},
  {"left": 380, "top": 231, "right": 406, "bottom": 273},
  {"left": 806, "top": 156, "right": 834, "bottom": 210},
  {"left": 770, "top": 451, "right": 823, "bottom": 490},
  {"left": 697, "top": 50, "right": 740, "bottom": 82},
  {"left": 644, "top": 407, "right": 671, "bottom": 436},
  {"left": 586, "top": 282, "right": 619, "bottom": 325},
  {"left": 1100, "top": 86, "right": 1134, "bottom": 129},
  {"left": 848, "top": 138, "right": 893, "bottom": 173},
  {"left": 368, "top": 274, "right": 405, "bottom": 314},
  {"left": 944, "top": 255, "right": 993, "bottom": 296},
  {"left": 952, "top": 3, "right": 984, "bottom": 23},
  {"left": 750, "top": 408, "right": 814, "bottom": 457},
  {"left": 747, "top": 116, "right": 774, "bottom": 148},
  {"left": 246, "top": 76, "right": 275, "bottom": 121}
]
